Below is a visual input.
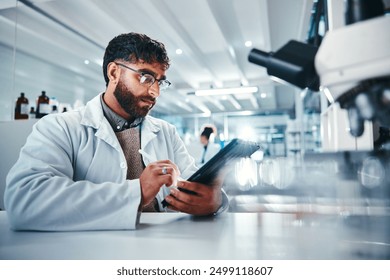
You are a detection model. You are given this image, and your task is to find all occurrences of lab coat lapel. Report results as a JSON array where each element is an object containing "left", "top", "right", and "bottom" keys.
[
  {"left": 141, "top": 116, "right": 161, "bottom": 158},
  {"left": 80, "top": 93, "right": 122, "bottom": 152},
  {"left": 95, "top": 120, "right": 122, "bottom": 152}
]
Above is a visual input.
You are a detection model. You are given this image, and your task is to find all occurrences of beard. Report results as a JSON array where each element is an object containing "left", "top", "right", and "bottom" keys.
[{"left": 113, "top": 79, "right": 156, "bottom": 119}]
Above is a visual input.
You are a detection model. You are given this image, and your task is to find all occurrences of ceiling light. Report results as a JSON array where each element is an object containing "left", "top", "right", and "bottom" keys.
[
  {"left": 84, "top": 59, "right": 90, "bottom": 65},
  {"left": 194, "top": 86, "right": 258, "bottom": 96},
  {"left": 260, "top": 93, "right": 267, "bottom": 98},
  {"left": 176, "top": 49, "right": 183, "bottom": 55},
  {"left": 245, "top": 41, "right": 252, "bottom": 47}
]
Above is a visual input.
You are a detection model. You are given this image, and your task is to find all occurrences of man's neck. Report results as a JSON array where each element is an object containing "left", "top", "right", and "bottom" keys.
[
  {"left": 102, "top": 91, "right": 134, "bottom": 121},
  {"left": 101, "top": 93, "right": 142, "bottom": 131}
]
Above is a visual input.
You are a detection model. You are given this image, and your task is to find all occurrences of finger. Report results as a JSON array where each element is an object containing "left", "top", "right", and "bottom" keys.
[
  {"left": 143, "top": 162, "right": 180, "bottom": 188},
  {"left": 150, "top": 162, "right": 180, "bottom": 178},
  {"left": 161, "top": 166, "right": 168, "bottom": 175},
  {"left": 166, "top": 203, "right": 180, "bottom": 212},
  {"left": 166, "top": 193, "right": 214, "bottom": 215},
  {"left": 164, "top": 194, "right": 193, "bottom": 213},
  {"left": 176, "top": 180, "right": 210, "bottom": 196},
  {"left": 169, "top": 187, "right": 203, "bottom": 206},
  {"left": 148, "top": 163, "right": 170, "bottom": 176},
  {"left": 159, "top": 165, "right": 179, "bottom": 176},
  {"left": 156, "top": 160, "right": 181, "bottom": 176},
  {"left": 159, "top": 175, "right": 177, "bottom": 187},
  {"left": 158, "top": 169, "right": 180, "bottom": 187},
  {"left": 158, "top": 168, "right": 182, "bottom": 186}
]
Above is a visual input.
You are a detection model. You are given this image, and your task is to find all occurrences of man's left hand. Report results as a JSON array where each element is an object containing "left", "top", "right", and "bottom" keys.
[{"left": 165, "top": 180, "right": 222, "bottom": 216}]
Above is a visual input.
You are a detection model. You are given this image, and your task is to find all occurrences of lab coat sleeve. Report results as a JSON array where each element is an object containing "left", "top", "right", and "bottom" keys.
[{"left": 4, "top": 115, "right": 141, "bottom": 231}]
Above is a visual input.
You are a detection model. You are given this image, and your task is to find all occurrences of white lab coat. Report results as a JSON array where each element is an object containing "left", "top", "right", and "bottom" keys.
[
  {"left": 200, "top": 143, "right": 221, "bottom": 166},
  {"left": 4, "top": 94, "right": 198, "bottom": 231}
]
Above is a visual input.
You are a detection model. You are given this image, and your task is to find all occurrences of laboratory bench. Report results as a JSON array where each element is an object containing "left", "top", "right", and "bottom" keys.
[{"left": 0, "top": 211, "right": 388, "bottom": 260}]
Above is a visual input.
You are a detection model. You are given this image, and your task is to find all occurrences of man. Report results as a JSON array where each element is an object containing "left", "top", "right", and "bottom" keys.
[{"left": 5, "top": 33, "right": 226, "bottom": 231}]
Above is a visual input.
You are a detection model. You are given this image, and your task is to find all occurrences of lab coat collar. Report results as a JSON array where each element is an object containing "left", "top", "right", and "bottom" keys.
[
  {"left": 80, "top": 93, "right": 161, "bottom": 150},
  {"left": 80, "top": 93, "right": 122, "bottom": 151},
  {"left": 80, "top": 93, "right": 106, "bottom": 129},
  {"left": 141, "top": 115, "right": 161, "bottom": 150}
]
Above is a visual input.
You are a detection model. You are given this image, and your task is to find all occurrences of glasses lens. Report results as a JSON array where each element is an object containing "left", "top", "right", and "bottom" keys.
[
  {"left": 139, "top": 72, "right": 171, "bottom": 91},
  {"left": 140, "top": 74, "right": 155, "bottom": 86},
  {"left": 159, "top": 80, "right": 171, "bottom": 91}
]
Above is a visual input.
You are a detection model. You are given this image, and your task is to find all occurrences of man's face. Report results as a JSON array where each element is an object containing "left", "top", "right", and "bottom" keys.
[
  {"left": 113, "top": 62, "right": 166, "bottom": 119},
  {"left": 113, "top": 78, "right": 155, "bottom": 119}
]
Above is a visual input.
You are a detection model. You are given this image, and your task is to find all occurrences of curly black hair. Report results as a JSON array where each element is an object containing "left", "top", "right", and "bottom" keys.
[{"left": 102, "top": 32, "right": 170, "bottom": 86}]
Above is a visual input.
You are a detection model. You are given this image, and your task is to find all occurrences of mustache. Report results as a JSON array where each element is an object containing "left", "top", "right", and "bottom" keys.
[
  {"left": 142, "top": 96, "right": 156, "bottom": 102},
  {"left": 140, "top": 96, "right": 156, "bottom": 103}
]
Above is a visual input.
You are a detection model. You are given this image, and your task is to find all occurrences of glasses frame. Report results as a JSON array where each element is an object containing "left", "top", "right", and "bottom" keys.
[{"left": 115, "top": 62, "right": 171, "bottom": 90}]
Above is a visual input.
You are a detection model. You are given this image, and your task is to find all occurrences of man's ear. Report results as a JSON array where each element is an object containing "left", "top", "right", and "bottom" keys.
[{"left": 107, "top": 62, "right": 120, "bottom": 85}]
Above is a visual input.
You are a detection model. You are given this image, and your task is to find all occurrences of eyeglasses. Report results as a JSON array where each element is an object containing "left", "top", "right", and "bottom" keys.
[{"left": 116, "top": 62, "right": 171, "bottom": 91}]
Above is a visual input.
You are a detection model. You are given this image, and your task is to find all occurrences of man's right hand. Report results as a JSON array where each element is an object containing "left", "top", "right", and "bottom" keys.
[{"left": 139, "top": 160, "right": 180, "bottom": 207}]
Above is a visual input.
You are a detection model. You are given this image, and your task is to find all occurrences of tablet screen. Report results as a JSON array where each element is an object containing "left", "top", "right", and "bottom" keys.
[
  {"left": 161, "top": 138, "right": 261, "bottom": 207},
  {"left": 188, "top": 138, "right": 261, "bottom": 184}
]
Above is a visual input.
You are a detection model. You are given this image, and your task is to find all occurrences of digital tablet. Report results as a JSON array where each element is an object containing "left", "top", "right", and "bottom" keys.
[{"left": 161, "top": 138, "right": 261, "bottom": 207}]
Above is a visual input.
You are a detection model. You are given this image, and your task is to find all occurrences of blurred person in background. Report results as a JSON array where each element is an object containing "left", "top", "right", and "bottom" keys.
[{"left": 199, "top": 125, "right": 221, "bottom": 165}]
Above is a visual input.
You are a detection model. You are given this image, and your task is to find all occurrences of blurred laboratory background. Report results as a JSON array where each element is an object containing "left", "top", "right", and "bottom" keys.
[{"left": 1, "top": 0, "right": 390, "bottom": 259}]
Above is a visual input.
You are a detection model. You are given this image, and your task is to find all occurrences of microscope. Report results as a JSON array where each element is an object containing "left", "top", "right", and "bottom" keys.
[
  {"left": 249, "top": 0, "right": 390, "bottom": 139},
  {"left": 315, "top": 14, "right": 390, "bottom": 138},
  {"left": 248, "top": 0, "right": 390, "bottom": 216},
  {"left": 246, "top": 2, "right": 390, "bottom": 259}
]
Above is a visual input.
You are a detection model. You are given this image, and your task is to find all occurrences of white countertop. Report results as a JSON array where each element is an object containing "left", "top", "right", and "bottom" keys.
[{"left": 0, "top": 211, "right": 389, "bottom": 260}]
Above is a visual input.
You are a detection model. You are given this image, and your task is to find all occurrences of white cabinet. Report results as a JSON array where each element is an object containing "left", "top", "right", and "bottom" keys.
[{"left": 0, "top": 119, "right": 37, "bottom": 210}]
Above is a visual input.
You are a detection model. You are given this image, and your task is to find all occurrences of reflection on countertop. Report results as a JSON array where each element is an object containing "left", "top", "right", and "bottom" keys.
[{"left": 224, "top": 151, "right": 390, "bottom": 259}]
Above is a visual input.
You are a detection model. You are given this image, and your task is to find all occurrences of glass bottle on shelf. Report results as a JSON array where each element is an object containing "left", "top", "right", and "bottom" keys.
[
  {"left": 29, "top": 107, "right": 36, "bottom": 119},
  {"left": 15, "top": 92, "right": 29, "bottom": 119},
  {"left": 51, "top": 105, "right": 58, "bottom": 114},
  {"left": 35, "top": 90, "right": 50, "bottom": 118}
]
